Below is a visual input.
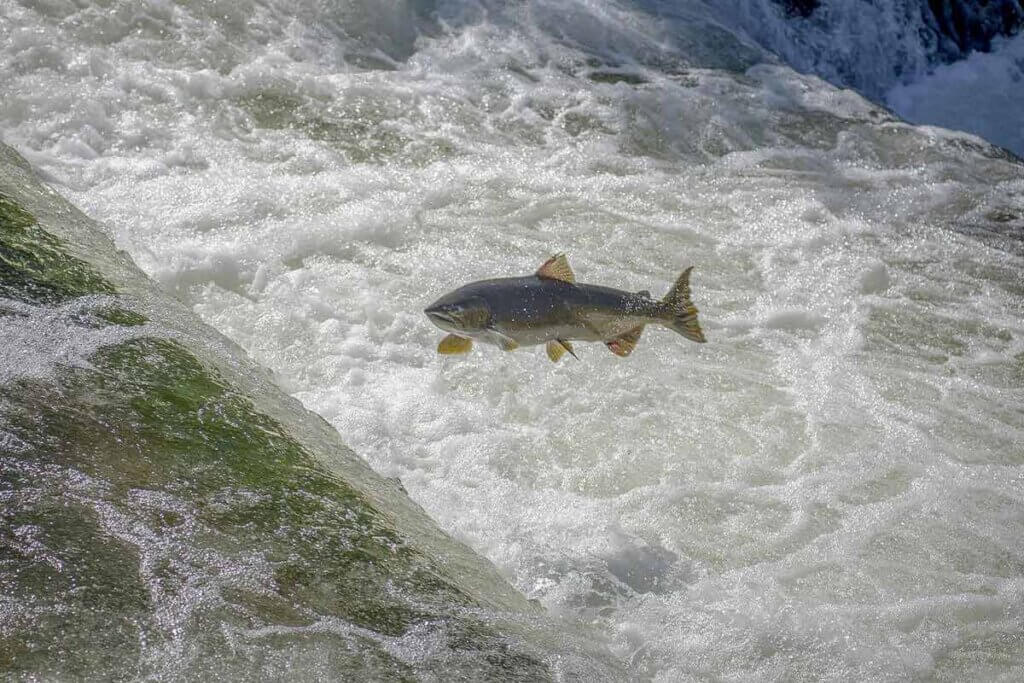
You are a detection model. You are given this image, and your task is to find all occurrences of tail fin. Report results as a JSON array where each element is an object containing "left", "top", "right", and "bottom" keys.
[{"left": 663, "top": 266, "right": 706, "bottom": 343}]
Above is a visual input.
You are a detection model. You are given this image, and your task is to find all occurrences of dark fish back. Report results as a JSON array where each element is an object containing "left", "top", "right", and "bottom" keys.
[
  {"left": 468, "top": 277, "right": 576, "bottom": 327},
  {"left": 467, "top": 276, "right": 662, "bottom": 325}
]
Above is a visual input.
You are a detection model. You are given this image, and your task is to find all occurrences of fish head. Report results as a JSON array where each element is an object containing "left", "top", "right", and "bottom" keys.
[{"left": 424, "top": 290, "right": 491, "bottom": 335}]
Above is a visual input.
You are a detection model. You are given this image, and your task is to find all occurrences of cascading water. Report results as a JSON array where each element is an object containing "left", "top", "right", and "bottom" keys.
[
  {"left": 714, "top": 0, "right": 1024, "bottom": 154},
  {"left": 2, "top": 0, "right": 1023, "bottom": 679}
]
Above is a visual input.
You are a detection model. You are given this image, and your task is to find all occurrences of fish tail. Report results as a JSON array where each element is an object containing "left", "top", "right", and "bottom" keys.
[{"left": 662, "top": 266, "right": 706, "bottom": 343}]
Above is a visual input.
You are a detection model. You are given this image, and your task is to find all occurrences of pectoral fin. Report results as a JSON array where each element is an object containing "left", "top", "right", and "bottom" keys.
[
  {"left": 438, "top": 334, "right": 473, "bottom": 354},
  {"left": 545, "top": 339, "right": 577, "bottom": 362},
  {"left": 606, "top": 325, "right": 644, "bottom": 357}
]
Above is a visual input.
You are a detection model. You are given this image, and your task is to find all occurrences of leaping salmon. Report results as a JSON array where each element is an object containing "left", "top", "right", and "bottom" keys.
[{"left": 424, "top": 254, "right": 705, "bottom": 361}]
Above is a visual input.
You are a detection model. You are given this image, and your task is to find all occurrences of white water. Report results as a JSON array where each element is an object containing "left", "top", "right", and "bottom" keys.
[
  {"left": 718, "top": 0, "right": 1024, "bottom": 157},
  {"left": 887, "top": 32, "right": 1024, "bottom": 158},
  {"left": 3, "top": 0, "right": 1024, "bottom": 679}
]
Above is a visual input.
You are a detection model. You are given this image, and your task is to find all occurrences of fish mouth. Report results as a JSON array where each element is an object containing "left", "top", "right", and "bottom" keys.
[{"left": 424, "top": 306, "right": 457, "bottom": 326}]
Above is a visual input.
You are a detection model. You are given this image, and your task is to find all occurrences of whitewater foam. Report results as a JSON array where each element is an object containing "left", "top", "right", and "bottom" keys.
[{"left": 0, "top": 296, "right": 154, "bottom": 384}]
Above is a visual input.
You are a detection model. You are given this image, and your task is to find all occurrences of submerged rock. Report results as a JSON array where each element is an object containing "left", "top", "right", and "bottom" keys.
[
  {"left": 773, "top": 0, "right": 820, "bottom": 18},
  {"left": 772, "top": 0, "right": 1023, "bottom": 56},
  {"left": 926, "top": 0, "right": 1024, "bottom": 55},
  {"left": 0, "top": 142, "right": 621, "bottom": 680}
]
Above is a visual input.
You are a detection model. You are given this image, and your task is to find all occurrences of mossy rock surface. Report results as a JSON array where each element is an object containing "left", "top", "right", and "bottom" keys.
[
  {"left": 0, "top": 193, "right": 116, "bottom": 304},
  {"left": 2, "top": 334, "right": 544, "bottom": 678}
]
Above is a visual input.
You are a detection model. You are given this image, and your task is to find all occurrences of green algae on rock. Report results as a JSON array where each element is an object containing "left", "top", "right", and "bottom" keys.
[{"left": 0, "top": 193, "right": 116, "bottom": 304}]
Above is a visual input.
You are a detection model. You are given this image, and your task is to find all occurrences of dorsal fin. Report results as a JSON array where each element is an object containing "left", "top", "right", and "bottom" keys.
[
  {"left": 536, "top": 253, "right": 575, "bottom": 283},
  {"left": 606, "top": 325, "right": 644, "bottom": 357}
]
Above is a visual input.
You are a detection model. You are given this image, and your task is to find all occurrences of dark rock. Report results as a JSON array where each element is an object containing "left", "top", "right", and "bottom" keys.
[
  {"left": 774, "top": 0, "right": 1023, "bottom": 57},
  {"left": 925, "top": 0, "right": 1024, "bottom": 55},
  {"left": 772, "top": 0, "right": 821, "bottom": 18}
]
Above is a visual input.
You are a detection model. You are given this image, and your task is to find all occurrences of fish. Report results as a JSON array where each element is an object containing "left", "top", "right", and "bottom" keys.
[{"left": 423, "top": 254, "right": 705, "bottom": 361}]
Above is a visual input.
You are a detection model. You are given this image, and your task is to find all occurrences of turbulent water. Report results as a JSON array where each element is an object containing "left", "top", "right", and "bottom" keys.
[
  {"left": 887, "top": 31, "right": 1024, "bottom": 157},
  {"left": 722, "top": 0, "right": 1024, "bottom": 156},
  {"left": 3, "top": 0, "right": 1024, "bottom": 680}
]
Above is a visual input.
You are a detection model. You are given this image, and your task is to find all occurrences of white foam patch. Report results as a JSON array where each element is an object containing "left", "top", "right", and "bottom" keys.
[{"left": 0, "top": 297, "right": 153, "bottom": 384}]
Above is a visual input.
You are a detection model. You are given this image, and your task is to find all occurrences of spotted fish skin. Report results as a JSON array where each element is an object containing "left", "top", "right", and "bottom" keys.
[{"left": 424, "top": 254, "right": 705, "bottom": 361}]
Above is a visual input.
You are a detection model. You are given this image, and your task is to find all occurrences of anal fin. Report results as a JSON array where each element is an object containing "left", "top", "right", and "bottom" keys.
[
  {"left": 606, "top": 325, "right": 644, "bottom": 357},
  {"left": 438, "top": 334, "right": 473, "bottom": 354}
]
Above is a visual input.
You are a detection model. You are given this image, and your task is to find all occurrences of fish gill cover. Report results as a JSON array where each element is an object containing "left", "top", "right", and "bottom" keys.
[{"left": 0, "top": 142, "right": 622, "bottom": 680}]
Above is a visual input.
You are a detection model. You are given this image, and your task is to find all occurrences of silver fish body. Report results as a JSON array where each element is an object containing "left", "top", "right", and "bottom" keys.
[
  {"left": 424, "top": 254, "right": 704, "bottom": 360},
  {"left": 427, "top": 276, "right": 665, "bottom": 345}
]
